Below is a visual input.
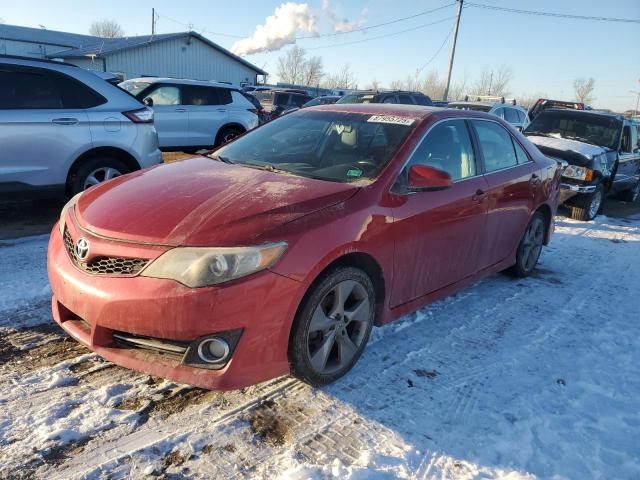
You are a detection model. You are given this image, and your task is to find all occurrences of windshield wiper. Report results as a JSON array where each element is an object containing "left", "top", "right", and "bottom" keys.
[
  {"left": 209, "top": 154, "right": 234, "bottom": 164},
  {"left": 525, "top": 131, "right": 557, "bottom": 138},
  {"left": 241, "top": 162, "right": 290, "bottom": 174}
]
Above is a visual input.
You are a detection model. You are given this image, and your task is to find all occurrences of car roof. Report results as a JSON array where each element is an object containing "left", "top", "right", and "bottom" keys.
[
  {"left": 309, "top": 103, "right": 441, "bottom": 118},
  {"left": 543, "top": 108, "right": 625, "bottom": 121},
  {"left": 124, "top": 77, "right": 237, "bottom": 89}
]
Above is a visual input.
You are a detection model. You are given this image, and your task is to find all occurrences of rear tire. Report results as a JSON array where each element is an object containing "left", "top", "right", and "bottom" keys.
[
  {"left": 215, "top": 126, "right": 243, "bottom": 147},
  {"left": 508, "top": 212, "right": 545, "bottom": 278},
  {"left": 289, "top": 267, "right": 375, "bottom": 386},
  {"left": 68, "top": 157, "right": 129, "bottom": 196},
  {"left": 570, "top": 184, "right": 604, "bottom": 221}
]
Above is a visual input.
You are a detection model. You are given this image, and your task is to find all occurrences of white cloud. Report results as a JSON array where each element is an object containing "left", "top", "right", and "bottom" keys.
[{"left": 231, "top": 2, "right": 318, "bottom": 56}]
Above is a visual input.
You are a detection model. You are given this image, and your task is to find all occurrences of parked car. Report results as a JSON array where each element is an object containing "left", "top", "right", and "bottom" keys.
[
  {"left": 119, "top": 78, "right": 258, "bottom": 150},
  {"left": 242, "top": 92, "right": 269, "bottom": 124},
  {"left": 49, "top": 104, "right": 560, "bottom": 390},
  {"left": 432, "top": 100, "right": 449, "bottom": 107},
  {"left": 337, "top": 90, "right": 433, "bottom": 106},
  {"left": 301, "top": 95, "right": 341, "bottom": 108},
  {"left": 241, "top": 85, "right": 272, "bottom": 93},
  {"left": 0, "top": 55, "right": 161, "bottom": 197},
  {"left": 448, "top": 96, "right": 529, "bottom": 131},
  {"left": 525, "top": 109, "right": 640, "bottom": 220},
  {"left": 528, "top": 98, "right": 584, "bottom": 121},
  {"left": 252, "top": 89, "right": 312, "bottom": 120}
]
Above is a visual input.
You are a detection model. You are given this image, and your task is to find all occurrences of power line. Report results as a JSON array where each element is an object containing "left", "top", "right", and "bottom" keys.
[
  {"left": 306, "top": 16, "right": 457, "bottom": 50},
  {"left": 416, "top": 25, "right": 454, "bottom": 75},
  {"left": 155, "top": 11, "right": 245, "bottom": 38},
  {"left": 466, "top": 2, "right": 640, "bottom": 23},
  {"left": 298, "top": 2, "right": 456, "bottom": 39}
]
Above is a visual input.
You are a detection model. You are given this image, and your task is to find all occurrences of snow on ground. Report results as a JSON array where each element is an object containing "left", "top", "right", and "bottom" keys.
[{"left": 0, "top": 213, "right": 639, "bottom": 479}]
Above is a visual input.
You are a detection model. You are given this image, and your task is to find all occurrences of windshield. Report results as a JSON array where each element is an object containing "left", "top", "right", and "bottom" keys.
[
  {"left": 525, "top": 112, "right": 621, "bottom": 149},
  {"left": 448, "top": 104, "right": 491, "bottom": 112},
  {"left": 214, "top": 110, "right": 416, "bottom": 183},
  {"left": 118, "top": 80, "right": 152, "bottom": 96},
  {"left": 337, "top": 94, "right": 376, "bottom": 104}
]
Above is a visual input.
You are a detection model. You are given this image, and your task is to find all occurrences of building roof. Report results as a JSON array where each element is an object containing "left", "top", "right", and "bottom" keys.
[{"left": 0, "top": 24, "right": 267, "bottom": 75}]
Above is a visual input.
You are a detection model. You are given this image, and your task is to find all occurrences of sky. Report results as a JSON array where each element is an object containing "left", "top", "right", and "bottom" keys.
[{"left": 1, "top": 0, "right": 639, "bottom": 111}]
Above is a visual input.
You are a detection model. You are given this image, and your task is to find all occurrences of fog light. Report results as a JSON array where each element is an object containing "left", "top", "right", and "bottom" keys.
[{"left": 197, "top": 338, "right": 230, "bottom": 364}]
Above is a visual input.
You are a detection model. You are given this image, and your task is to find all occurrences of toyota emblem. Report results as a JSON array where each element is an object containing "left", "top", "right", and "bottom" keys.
[{"left": 75, "top": 238, "right": 90, "bottom": 260}]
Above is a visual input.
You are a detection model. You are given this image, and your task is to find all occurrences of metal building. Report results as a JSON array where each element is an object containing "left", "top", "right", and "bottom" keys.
[{"left": 0, "top": 24, "right": 266, "bottom": 85}]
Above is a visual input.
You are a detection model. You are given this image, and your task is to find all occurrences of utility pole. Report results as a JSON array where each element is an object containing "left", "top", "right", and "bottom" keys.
[
  {"left": 151, "top": 8, "right": 156, "bottom": 36},
  {"left": 443, "top": 0, "right": 464, "bottom": 102}
]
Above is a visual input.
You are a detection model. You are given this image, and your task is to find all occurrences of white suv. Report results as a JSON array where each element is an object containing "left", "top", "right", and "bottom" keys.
[
  {"left": 119, "top": 78, "right": 259, "bottom": 150},
  {"left": 0, "top": 56, "right": 162, "bottom": 196},
  {"left": 448, "top": 96, "right": 530, "bottom": 131}
]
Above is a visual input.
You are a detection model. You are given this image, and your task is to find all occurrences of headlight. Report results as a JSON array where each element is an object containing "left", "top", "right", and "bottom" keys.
[
  {"left": 562, "top": 165, "right": 593, "bottom": 181},
  {"left": 140, "top": 242, "right": 288, "bottom": 288},
  {"left": 58, "top": 193, "right": 82, "bottom": 235}
]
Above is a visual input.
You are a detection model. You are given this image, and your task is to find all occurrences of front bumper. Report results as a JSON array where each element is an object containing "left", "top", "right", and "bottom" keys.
[
  {"left": 47, "top": 221, "right": 304, "bottom": 390},
  {"left": 559, "top": 182, "right": 597, "bottom": 203}
]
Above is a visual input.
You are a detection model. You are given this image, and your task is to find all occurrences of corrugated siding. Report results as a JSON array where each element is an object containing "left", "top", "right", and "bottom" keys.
[
  {"left": 0, "top": 39, "right": 68, "bottom": 57},
  {"left": 103, "top": 37, "right": 258, "bottom": 84}
]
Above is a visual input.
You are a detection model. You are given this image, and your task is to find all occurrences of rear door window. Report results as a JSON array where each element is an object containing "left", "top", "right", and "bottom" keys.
[
  {"left": 414, "top": 95, "right": 432, "bottom": 106},
  {"left": 290, "top": 94, "right": 308, "bottom": 107},
  {"left": 182, "top": 85, "right": 220, "bottom": 105},
  {"left": 513, "top": 139, "right": 530, "bottom": 164},
  {"left": 503, "top": 107, "right": 520, "bottom": 124},
  {"left": 472, "top": 120, "right": 518, "bottom": 172},
  {"left": 492, "top": 107, "right": 505, "bottom": 119},
  {"left": 274, "top": 93, "right": 291, "bottom": 106},
  {"left": 398, "top": 94, "right": 414, "bottom": 105},
  {"left": 0, "top": 66, "right": 63, "bottom": 109}
]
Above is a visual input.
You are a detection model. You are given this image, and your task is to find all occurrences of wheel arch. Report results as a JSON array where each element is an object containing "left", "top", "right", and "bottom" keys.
[
  {"left": 66, "top": 146, "right": 141, "bottom": 195},
  {"left": 534, "top": 203, "right": 553, "bottom": 245},
  {"left": 290, "top": 251, "right": 387, "bottom": 339},
  {"left": 215, "top": 123, "right": 247, "bottom": 145}
]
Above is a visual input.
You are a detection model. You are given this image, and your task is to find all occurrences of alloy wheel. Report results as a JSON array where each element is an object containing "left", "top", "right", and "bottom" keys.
[
  {"left": 222, "top": 131, "right": 239, "bottom": 143},
  {"left": 588, "top": 190, "right": 602, "bottom": 219},
  {"left": 83, "top": 167, "right": 123, "bottom": 189},
  {"left": 521, "top": 218, "right": 544, "bottom": 272},
  {"left": 306, "top": 280, "right": 371, "bottom": 375}
]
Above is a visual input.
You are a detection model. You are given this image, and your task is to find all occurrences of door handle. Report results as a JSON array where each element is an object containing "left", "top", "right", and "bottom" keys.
[
  {"left": 52, "top": 118, "right": 79, "bottom": 125},
  {"left": 175, "top": 108, "right": 187, "bottom": 112},
  {"left": 472, "top": 189, "right": 488, "bottom": 202},
  {"left": 216, "top": 109, "right": 227, "bottom": 113}
]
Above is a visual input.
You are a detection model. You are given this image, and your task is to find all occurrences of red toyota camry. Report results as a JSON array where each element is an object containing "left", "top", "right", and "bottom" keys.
[{"left": 48, "top": 104, "right": 560, "bottom": 390}]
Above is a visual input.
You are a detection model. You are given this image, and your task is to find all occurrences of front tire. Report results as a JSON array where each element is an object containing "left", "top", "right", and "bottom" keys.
[
  {"left": 289, "top": 267, "right": 375, "bottom": 386},
  {"left": 508, "top": 212, "right": 545, "bottom": 278},
  {"left": 570, "top": 184, "right": 604, "bottom": 221}
]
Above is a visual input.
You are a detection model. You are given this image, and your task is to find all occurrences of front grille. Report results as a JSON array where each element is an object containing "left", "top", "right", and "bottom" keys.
[{"left": 64, "top": 228, "right": 149, "bottom": 276}]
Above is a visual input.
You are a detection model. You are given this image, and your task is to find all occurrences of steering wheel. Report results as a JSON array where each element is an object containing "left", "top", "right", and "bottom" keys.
[{"left": 355, "top": 160, "right": 378, "bottom": 173}]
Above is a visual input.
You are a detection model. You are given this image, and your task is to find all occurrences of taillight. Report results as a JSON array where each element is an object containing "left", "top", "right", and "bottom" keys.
[{"left": 123, "top": 107, "right": 154, "bottom": 123}]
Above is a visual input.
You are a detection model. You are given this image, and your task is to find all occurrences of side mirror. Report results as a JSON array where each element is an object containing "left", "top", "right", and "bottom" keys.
[
  {"left": 143, "top": 97, "right": 153, "bottom": 107},
  {"left": 408, "top": 164, "right": 453, "bottom": 191}
]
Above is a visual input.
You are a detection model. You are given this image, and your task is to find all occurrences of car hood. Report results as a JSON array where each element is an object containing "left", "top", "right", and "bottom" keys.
[
  {"left": 527, "top": 135, "right": 608, "bottom": 167},
  {"left": 75, "top": 157, "right": 360, "bottom": 246}
]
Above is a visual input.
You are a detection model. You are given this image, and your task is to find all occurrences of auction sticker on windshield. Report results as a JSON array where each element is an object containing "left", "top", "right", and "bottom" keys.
[{"left": 367, "top": 115, "right": 416, "bottom": 126}]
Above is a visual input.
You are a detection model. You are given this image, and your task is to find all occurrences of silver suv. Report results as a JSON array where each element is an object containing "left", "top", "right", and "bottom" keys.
[
  {"left": 0, "top": 56, "right": 162, "bottom": 196},
  {"left": 448, "top": 96, "right": 530, "bottom": 131},
  {"left": 119, "top": 78, "right": 259, "bottom": 150}
]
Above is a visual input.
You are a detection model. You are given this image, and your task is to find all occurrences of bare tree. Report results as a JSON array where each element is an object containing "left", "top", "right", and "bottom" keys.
[
  {"left": 472, "top": 65, "right": 513, "bottom": 97},
  {"left": 89, "top": 19, "right": 124, "bottom": 38},
  {"left": 366, "top": 79, "right": 381, "bottom": 91},
  {"left": 573, "top": 77, "right": 596, "bottom": 104},
  {"left": 277, "top": 46, "right": 324, "bottom": 86},
  {"left": 303, "top": 56, "right": 324, "bottom": 86},
  {"left": 322, "top": 64, "right": 357, "bottom": 90}
]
